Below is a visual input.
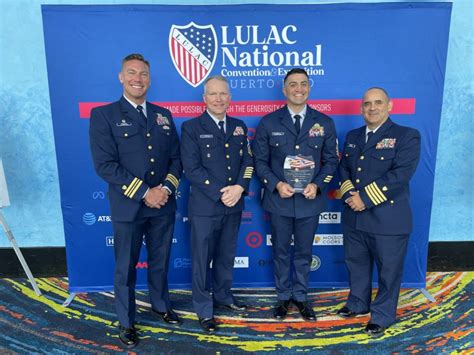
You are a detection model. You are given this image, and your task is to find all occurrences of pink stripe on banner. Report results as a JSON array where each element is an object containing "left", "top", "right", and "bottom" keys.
[{"left": 79, "top": 99, "right": 416, "bottom": 119}]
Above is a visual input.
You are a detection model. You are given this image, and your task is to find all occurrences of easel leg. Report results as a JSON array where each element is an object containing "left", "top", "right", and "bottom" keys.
[
  {"left": 62, "top": 292, "right": 77, "bottom": 307},
  {"left": 420, "top": 288, "right": 436, "bottom": 303},
  {"left": 0, "top": 211, "right": 42, "bottom": 296}
]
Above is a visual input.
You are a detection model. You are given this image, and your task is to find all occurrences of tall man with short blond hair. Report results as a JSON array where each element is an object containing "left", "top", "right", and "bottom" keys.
[{"left": 90, "top": 53, "right": 182, "bottom": 348}]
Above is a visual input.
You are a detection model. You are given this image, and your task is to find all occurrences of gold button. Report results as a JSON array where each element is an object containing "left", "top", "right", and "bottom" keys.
[
  {"left": 226, "top": 155, "right": 230, "bottom": 159},
  {"left": 356, "top": 179, "right": 360, "bottom": 183},
  {"left": 357, "top": 167, "right": 362, "bottom": 172},
  {"left": 381, "top": 157, "right": 385, "bottom": 160},
  {"left": 264, "top": 179, "right": 268, "bottom": 184},
  {"left": 122, "top": 185, "right": 127, "bottom": 190},
  {"left": 146, "top": 133, "right": 151, "bottom": 137},
  {"left": 225, "top": 143, "right": 229, "bottom": 148},
  {"left": 148, "top": 145, "right": 152, "bottom": 150},
  {"left": 390, "top": 200, "right": 394, "bottom": 204},
  {"left": 360, "top": 155, "right": 365, "bottom": 160},
  {"left": 124, "top": 133, "right": 128, "bottom": 137},
  {"left": 150, "top": 158, "right": 155, "bottom": 163},
  {"left": 228, "top": 177, "right": 232, "bottom": 181},
  {"left": 205, "top": 180, "right": 210, "bottom": 185},
  {"left": 295, "top": 145, "right": 300, "bottom": 149},
  {"left": 206, "top": 144, "right": 210, "bottom": 148},
  {"left": 150, "top": 171, "right": 155, "bottom": 176},
  {"left": 382, "top": 186, "right": 388, "bottom": 191},
  {"left": 276, "top": 143, "right": 279, "bottom": 147},
  {"left": 345, "top": 153, "right": 349, "bottom": 157},
  {"left": 227, "top": 166, "right": 231, "bottom": 170}
]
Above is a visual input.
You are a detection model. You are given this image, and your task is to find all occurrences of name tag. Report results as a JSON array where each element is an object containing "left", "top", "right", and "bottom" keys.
[
  {"left": 271, "top": 132, "right": 284, "bottom": 136},
  {"left": 200, "top": 134, "right": 214, "bottom": 139}
]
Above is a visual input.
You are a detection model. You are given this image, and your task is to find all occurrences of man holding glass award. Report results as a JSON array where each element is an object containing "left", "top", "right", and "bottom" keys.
[{"left": 253, "top": 68, "right": 338, "bottom": 321}]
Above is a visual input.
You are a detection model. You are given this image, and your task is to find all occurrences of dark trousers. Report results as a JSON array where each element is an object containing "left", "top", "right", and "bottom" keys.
[
  {"left": 190, "top": 212, "right": 242, "bottom": 318},
  {"left": 343, "top": 224, "right": 409, "bottom": 327},
  {"left": 269, "top": 214, "right": 319, "bottom": 302},
  {"left": 113, "top": 213, "right": 175, "bottom": 328}
]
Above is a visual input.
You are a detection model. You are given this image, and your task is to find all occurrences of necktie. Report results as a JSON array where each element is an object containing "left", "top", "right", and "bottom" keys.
[
  {"left": 366, "top": 131, "right": 374, "bottom": 143},
  {"left": 294, "top": 114, "right": 301, "bottom": 134},
  {"left": 137, "top": 105, "right": 147, "bottom": 122},
  {"left": 218, "top": 120, "right": 225, "bottom": 136}
]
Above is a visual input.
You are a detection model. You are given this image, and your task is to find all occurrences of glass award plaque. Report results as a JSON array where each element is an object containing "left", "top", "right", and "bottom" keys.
[{"left": 283, "top": 155, "right": 315, "bottom": 193}]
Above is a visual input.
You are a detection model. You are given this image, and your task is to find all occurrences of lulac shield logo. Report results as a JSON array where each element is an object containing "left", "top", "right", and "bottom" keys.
[{"left": 169, "top": 22, "right": 217, "bottom": 87}]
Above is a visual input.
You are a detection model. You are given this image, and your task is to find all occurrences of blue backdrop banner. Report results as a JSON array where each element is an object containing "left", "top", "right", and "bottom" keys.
[{"left": 42, "top": 3, "right": 451, "bottom": 292}]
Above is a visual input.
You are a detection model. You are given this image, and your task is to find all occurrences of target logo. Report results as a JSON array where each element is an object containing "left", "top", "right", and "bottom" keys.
[{"left": 246, "top": 231, "right": 263, "bottom": 249}]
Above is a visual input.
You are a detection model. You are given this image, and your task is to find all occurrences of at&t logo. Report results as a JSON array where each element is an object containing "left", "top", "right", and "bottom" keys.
[
  {"left": 83, "top": 213, "right": 111, "bottom": 225},
  {"left": 82, "top": 213, "right": 96, "bottom": 225}
]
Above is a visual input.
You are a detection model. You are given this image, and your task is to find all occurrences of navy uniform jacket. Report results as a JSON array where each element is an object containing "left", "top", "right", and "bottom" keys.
[
  {"left": 180, "top": 112, "right": 254, "bottom": 216},
  {"left": 253, "top": 105, "right": 338, "bottom": 218},
  {"left": 339, "top": 118, "right": 420, "bottom": 235},
  {"left": 89, "top": 97, "right": 181, "bottom": 222}
]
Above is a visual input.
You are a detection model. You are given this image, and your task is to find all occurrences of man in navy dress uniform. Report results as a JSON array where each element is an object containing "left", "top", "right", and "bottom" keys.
[
  {"left": 253, "top": 68, "right": 338, "bottom": 321},
  {"left": 338, "top": 87, "right": 421, "bottom": 337},
  {"left": 89, "top": 54, "right": 182, "bottom": 348},
  {"left": 180, "top": 75, "right": 254, "bottom": 333}
]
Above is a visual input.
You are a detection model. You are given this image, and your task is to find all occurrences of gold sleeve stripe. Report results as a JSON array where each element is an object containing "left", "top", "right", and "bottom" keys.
[
  {"left": 365, "top": 184, "right": 381, "bottom": 205},
  {"left": 124, "top": 177, "right": 141, "bottom": 198},
  {"left": 244, "top": 167, "right": 254, "bottom": 178},
  {"left": 128, "top": 179, "right": 143, "bottom": 198},
  {"left": 323, "top": 175, "right": 333, "bottom": 183},
  {"left": 365, "top": 182, "right": 387, "bottom": 205},
  {"left": 371, "top": 182, "right": 387, "bottom": 202},
  {"left": 340, "top": 180, "right": 355, "bottom": 196},
  {"left": 166, "top": 174, "right": 179, "bottom": 189}
]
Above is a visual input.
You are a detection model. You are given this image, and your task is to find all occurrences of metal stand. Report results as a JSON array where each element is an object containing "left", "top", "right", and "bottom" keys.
[
  {"left": 419, "top": 288, "right": 436, "bottom": 303},
  {"left": 62, "top": 292, "right": 77, "bottom": 307},
  {"left": 0, "top": 210, "right": 42, "bottom": 296}
]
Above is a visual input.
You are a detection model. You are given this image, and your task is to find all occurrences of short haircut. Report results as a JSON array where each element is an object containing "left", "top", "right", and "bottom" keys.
[
  {"left": 203, "top": 75, "right": 230, "bottom": 94},
  {"left": 364, "top": 87, "right": 390, "bottom": 100},
  {"left": 122, "top": 53, "right": 150, "bottom": 69},
  {"left": 283, "top": 68, "right": 309, "bottom": 84}
]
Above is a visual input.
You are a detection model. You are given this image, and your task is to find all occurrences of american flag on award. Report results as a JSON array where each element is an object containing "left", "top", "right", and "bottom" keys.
[{"left": 169, "top": 22, "right": 217, "bottom": 87}]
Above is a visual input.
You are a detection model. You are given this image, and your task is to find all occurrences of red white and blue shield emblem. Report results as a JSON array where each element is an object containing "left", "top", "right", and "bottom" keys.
[{"left": 169, "top": 22, "right": 217, "bottom": 88}]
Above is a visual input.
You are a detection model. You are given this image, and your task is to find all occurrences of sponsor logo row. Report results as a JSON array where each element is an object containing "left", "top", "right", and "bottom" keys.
[
  {"left": 84, "top": 211, "right": 341, "bottom": 226},
  {"left": 104, "top": 233, "right": 342, "bottom": 248},
  {"left": 135, "top": 256, "right": 322, "bottom": 272}
]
